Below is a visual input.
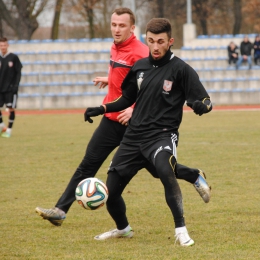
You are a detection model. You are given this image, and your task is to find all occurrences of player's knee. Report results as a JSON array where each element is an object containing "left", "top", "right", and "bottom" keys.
[
  {"left": 106, "top": 170, "right": 124, "bottom": 199},
  {"left": 154, "top": 151, "right": 177, "bottom": 176},
  {"left": 155, "top": 151, "right": 176, "bottom": 167}
]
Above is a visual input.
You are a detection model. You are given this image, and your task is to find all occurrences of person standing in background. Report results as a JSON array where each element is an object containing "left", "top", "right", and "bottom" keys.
[{"left": 0, "top": 37, "right": 23, "bottom": 138}]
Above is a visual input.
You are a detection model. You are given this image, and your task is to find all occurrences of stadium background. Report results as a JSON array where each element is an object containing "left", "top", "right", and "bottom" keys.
[
  {"left": 2, "top": 0, "right": 260, "bottom": 110},
  {"left": 8, "top": 33, "right": 260, "bottom": 110}
]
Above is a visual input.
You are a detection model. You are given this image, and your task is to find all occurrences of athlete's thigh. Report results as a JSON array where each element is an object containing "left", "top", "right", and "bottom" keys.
[
  {"left": 142, "top": 133, "right": 178, "bottom": 165},
  {"left": 109, "top": 141, "right": 146, "bottom": 179},
  {"left": 87, "top": 116, "right": 126, "bottom": 152},
  {"left": 144, "top": 163, "right": 159, "bottom": 178}
]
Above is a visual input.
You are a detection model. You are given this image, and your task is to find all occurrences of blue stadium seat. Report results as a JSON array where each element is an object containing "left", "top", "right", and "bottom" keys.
[
  {"left": 210, "top": 35, "right": 221, "bottom": 39},
  {"left": 9, "top": 40, "right": 17, "bottom": 44},
  {"left": 19, "top": 93, "right": 41, "bottom": 98},
  {"left": 222, "top": 34, "right": 233, "bottom": 38},
  {"left": 53, "top": 39, "right": 66, "bottom": 43},
  {"left": 41, "top": 39, "right": 53, "bottom": 43},
  {"left": 78, "top": 38, "right": 90, "bottom": 42},
  {"left": 17, "top": 40, "right": 29, "bottom": 44},
  {"left": 103, "top": 38, "right": 113, "bottom": 42},
  {"left": 248, "top": 33, "right": 257, "bottom": 38},
  {"left": 67, "top": 39, "right": 78, "bottom": 43},
  {"left": 194, "top": 46, "right": 205, "bottom": 50},
  {"left": 91, "top": 38, "right": 103, "bottom": 42},
  {"left": 29, "top": 40, "right": 41, "bottom": 44},
  {"left": 197, "top": 35, "right": 209, "bottom": 39},
  {"left": 181, "top": 46, "right": 193, "bottom": 50},
  {"left": 234, "top": 34, "right": 244, "bottom": 38}
]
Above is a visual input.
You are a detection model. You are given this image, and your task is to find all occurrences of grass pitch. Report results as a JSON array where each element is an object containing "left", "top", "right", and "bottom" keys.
[{"left": 0, "top": 109, "right": 260, "bottom": 259}]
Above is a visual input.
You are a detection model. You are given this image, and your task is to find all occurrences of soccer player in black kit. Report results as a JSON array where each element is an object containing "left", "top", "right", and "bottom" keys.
[
  {"left": 84, "top": 18, "right": 213, "bottom": 246},
  {"left": 0, "top": 37, "right": 22, "bottom": 138}
]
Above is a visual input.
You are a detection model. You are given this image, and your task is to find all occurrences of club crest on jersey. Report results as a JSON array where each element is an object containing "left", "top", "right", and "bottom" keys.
[
  {"left": 163, "top": 80, "right": 173, "bottom": 93},
  {"left": 137, "top": 72, "right": 144, "bottom": 89},
  {"left": 8, "top": 61, "right": 13, "bottom": 67}
]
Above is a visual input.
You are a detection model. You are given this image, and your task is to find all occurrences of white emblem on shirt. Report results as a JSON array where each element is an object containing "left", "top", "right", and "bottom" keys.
[
  {"left": 137, "top": 72, "right": 144, "bottom": 90},
  {"left": 8, "top": 61, "right": 13, "bottom": 67},
  {"left": 163, "top": 80, "right": 173, "bottom": 93}
]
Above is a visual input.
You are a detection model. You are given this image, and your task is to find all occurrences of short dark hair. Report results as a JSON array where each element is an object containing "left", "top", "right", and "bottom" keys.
[
  {"left": 112, "top": 7, "right": 135, "bottom": 25},
  {"left": 146, "top": 18, "right": 172, "bottom": 39},
  {"left": 0, "top": 37, "right": 8, "bottom": 43}
]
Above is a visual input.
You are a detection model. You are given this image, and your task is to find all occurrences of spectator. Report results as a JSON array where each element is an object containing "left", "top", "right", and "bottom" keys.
[
  {"left": 227, "top": 41, "right": 239, "bottom": 65},
  {"left": 236, "top": 35, "right": 253, "bottom": 70},
  {"left": 0, "top": 37, "right": 23, "bottom": 138},
  {"left": 253, "top": 35, "right": 260, "bottom": 65}
]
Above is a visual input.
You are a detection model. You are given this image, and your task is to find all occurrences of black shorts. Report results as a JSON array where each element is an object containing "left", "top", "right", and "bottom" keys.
[
  {"left": 108, "top": 133, "right": 178, "bottom": 179},
  {"left": 0, "top": 92, "right": 18, "bottom": 108}
]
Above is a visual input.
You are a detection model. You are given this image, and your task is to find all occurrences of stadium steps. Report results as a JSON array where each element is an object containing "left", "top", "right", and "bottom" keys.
[
  {"left": 185, "top": 33, "right": 257, "bottom": 48},
  {"left": 9, "top": 38, "right": 113, "bottom": 52},
  {"left": 7, "top": 36, "right": 260, "bottom": 109}
]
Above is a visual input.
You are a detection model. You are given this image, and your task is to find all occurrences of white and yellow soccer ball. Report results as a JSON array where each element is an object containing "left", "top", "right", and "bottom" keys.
[{"left": 75, "top": 178, "right": 108, "bottom": 210}]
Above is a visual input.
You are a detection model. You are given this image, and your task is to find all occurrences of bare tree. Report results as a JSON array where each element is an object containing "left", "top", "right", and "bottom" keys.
[
  {"left": 241, "top": 0, "right": 260, "bottom": 33},
  {"left": 193, "top": 0, "right": 211, "bottom": 35},
  {"left": 68, "top": 0, "right": 101, "bottom": 38},
  {"left": 233, "top": 0, "right": 242, "bottom": 34},
  {"left": 156, "top": 0, "right": 164, "bottom": 17},
  {"left": 51, "top": 0, "right": 64, "bottom": 39},
  {"left": 0, "top": 15, "right": 3, "bottom": 38},
  {"left": 0, "top": 0, "right": 48, "bottom": 40}
]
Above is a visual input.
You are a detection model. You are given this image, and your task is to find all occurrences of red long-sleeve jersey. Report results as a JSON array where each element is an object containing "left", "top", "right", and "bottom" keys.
[{"left": 103, "top": 33, "right": 149, "bottom": 122}]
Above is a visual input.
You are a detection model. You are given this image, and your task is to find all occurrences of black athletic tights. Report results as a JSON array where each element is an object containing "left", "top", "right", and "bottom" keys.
[
  {"left": 56, "top": 116, "right": 126, "bottom": 212},
  {"left": 55, "top": 116, "right": 199, "bottom": 213},
  {"left": 106, "top": 151, "right": 185, "bottom": 230}
]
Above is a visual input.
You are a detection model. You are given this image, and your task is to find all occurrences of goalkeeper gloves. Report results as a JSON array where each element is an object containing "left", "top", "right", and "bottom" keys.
[
  {"left": 84, "top": 106, "right": 105, "bottom": 123},
  {"left": 187, "top": 99, "right": 212, "bottom": 116}
]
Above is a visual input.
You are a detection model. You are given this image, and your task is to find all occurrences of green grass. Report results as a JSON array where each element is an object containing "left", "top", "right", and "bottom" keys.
[{"left": 0, "top": 110, "right": 260, "bottom": 259}]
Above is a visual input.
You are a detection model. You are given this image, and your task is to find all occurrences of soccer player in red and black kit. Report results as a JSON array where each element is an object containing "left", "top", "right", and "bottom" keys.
[
  {"left": 0, "top": 37, "right": 22, "bottom": 138},
  {"left": 36, "top": 9, "right": 211, "bottom": 228},
  {"left": 85, "top": 18, "right": 213, "bottom": 246}
]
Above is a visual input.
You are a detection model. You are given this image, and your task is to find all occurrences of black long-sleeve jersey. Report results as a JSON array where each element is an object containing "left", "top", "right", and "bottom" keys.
[
  {"left": 105, "top": 49, "right": 211, "bottom": 141},
  {"left": 0, "top": 52, "right": 23, "bottom": 93}
]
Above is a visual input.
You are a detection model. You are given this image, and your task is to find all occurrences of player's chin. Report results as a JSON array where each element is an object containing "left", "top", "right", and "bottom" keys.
[{"left": 152, "top": 53, "right": 161, "bottom": 60}]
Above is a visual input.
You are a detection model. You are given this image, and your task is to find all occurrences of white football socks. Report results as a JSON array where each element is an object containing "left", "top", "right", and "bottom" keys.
[
  {"left": 119, "top": 225, "right": 131, "bottom": 234},
  {"left": 6, "top": 128, "right": 12, "bottom": 134},
  {"left": 175, "top": 226, "right": 188, "bottom": 234}
]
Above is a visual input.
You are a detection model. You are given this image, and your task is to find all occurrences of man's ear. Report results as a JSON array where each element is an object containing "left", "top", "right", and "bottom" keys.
[
  {"left": 131, "top": 25, "right": 135, "bottom": 34},
  {"left": 169, "top": 38, "right": 174, "bottom": 47}
]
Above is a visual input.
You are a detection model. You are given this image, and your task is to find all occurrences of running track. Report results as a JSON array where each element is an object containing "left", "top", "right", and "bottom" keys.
[{"left": 2, "top": 105, "right": 260, "bottom": 115}]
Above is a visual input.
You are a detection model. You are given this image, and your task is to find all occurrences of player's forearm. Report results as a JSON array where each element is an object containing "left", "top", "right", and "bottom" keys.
[{"left": 103, "top": 96, "right": 134, "bottom": 113}]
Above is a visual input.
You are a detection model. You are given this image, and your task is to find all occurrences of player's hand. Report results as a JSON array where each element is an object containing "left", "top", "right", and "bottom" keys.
[
  {"left": 117, "top": 107, "right": 133, "bottom": 126},
  {"left": 93, "top": 77, "right": 108, "bottom": 89},
  {"left": 84, "top": 106, "right": 105, "bottom": 123},
  {"left": 187, "top": 99, "right": 212, "bottom": 116}
]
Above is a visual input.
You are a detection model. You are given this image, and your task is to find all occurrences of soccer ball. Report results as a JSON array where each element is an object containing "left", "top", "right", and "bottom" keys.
[{"left": 75, "top": 177, "right": 108, "bottom": 210}]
